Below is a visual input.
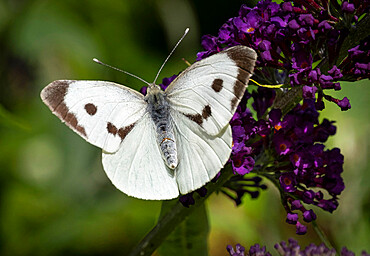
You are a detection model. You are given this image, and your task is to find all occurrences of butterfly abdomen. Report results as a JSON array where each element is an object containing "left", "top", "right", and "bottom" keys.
[{"left": 146, "top": 88, "right": 178, "bottom": 169}]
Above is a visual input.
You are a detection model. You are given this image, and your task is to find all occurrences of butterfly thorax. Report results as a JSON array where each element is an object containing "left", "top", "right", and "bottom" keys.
[{"left": 145, "top": 84, "right": 178, "bottom": 169}]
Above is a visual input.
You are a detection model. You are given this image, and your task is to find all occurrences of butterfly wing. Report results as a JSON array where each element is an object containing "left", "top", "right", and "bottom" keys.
[
  {"left": 41, "top": 80, "right": 147, "bottom": 153},
  {"left": 166, "top": 45, "right": 257, "bottom": 136},
  {"left": 171, "top": 109, "right": 232, "bottom": 194},
  {"left": 102, "top": 113, "right": 179, "bottom": 200}
]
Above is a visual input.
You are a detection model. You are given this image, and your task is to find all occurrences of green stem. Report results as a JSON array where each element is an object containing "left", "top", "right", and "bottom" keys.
[
  {"left": 128, "top": 166, "right": 234, "bottom": 256},
  {"left": 312, "top": 220, "right": 334, "bottom": 249}
]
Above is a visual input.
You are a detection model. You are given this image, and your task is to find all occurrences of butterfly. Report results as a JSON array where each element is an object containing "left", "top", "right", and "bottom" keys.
[{"left": 40, "top": 44, "right": 257, "bottom": 200}]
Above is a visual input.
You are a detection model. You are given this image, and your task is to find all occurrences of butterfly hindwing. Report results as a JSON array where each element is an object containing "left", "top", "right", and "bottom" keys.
[
  {"left": 102, "top": 113, "right": 179, "bottom": 200},
  {"left": 166, "top": 45, "right": 257, "bottom": 136},
  {"left": 171, "top": 109, "right": 232, "bottom": 194},
  {"left": 41, "top": 80, "right": 147, "bottom": 153}
]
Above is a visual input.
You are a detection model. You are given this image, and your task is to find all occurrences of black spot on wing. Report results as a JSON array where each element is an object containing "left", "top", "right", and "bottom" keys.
[
  {"left": 184, "top": 105, "right": 212, "bottom": 125},
  {"left": 85, "top": 103, "right": 97, "bottom": 115},
  {"left": 211, "top": 79, "right": 223, "bottom": 92},
  {"left": 202, "top": 105, "right": 211, "bottom": 120},
  {"left": 184, "top": 113, "right": 203, "bottom": 125},
  {"left": 107, "top": 122, "right": 118, "bottom": 135},
  {"left": 107, "top": 122, "right": 135, "bottom": 140},
  {"left": 118, "top": 123, "right": 135, "bottom": 140}
]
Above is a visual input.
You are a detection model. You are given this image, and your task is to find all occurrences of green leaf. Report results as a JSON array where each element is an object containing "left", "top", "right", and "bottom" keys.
[{"left": 158, "top": 202, "right": 209, "bottom": 256}]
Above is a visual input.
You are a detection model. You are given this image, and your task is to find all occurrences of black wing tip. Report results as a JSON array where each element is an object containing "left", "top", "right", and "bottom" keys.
[
  {"left": 40, "top": 80, "right": 76, "bottom": 102},
  {"left": 226, "top": 46, "right": 257, "bottom": 74},
  {"left": 226, "top": 45, "right": 257, "bottom": 61}
]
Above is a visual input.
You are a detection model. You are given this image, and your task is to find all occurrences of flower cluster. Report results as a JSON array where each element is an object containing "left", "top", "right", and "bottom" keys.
[
  {"left": 197, "top": 0, "right": 369, "bottom": 111},
  {"left": 227, "top": 239, "right": 370, "bottom": 256},
  {"left": 141, "top": 0, "right": 367, "bottom": 236},
  {"left": 228, "top": 86, "right": 344, "bottom": 234}
]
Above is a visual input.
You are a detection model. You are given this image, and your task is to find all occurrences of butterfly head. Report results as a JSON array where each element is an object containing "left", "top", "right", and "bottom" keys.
[{"left": 147, "top": 82, "right": 163, "bottom": 94}]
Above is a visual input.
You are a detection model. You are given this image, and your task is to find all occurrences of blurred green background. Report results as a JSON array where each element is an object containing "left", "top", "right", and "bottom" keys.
[{"left": 0, "top": 0, "right": 369, "bottom": 255}]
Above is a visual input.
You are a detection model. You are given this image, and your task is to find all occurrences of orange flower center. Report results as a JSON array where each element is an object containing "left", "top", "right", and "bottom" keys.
[
  {"left": 283, "top": 177, "right": 292, "bottom": 185},
  {"left": 234, "top": 158, "right": 242, "bottom": 167},
  {"left": 293, "top": 154, "right": 299, "bottom": 162},
  {"left": 274, "top": 124, "right": 282, "bottom": 130},
  {"left": 279, "top": 143, "right": 287, "bottom": 151}
]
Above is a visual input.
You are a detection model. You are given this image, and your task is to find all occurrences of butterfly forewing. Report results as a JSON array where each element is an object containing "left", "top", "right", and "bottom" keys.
[
  {"left": 166, "top": 45, "right": 257, "bottom": 136},
  {"left": 41, "top": 80, "right": 147, "bottom": 153}
]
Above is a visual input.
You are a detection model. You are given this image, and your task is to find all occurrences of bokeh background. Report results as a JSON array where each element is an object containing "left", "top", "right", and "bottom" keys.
[{"left": 0, "top": 0, "right": 369, "bottom": 255}]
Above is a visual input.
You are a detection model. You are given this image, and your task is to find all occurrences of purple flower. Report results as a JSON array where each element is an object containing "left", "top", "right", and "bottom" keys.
[
  {"left": 273, "top": 134, "right": 293, "bottom": 155},
  {"left": 231, "top": 154, "right": 255, "bottom": 175},
  {"left": 314, "top": 119, "right": 336, "bottom": 142},
  {"left": 296, "top": 221, "right": 308, "bottom": 235},
  {"left": 227, "top": 244, "right": 245, "bottom": 256},
  {"left": 298, "top": 14, "right": 316, "bottom": 26},
  {"left": 288, "top": 19, "right": 300, "bottom": 29},
  {"left": 318, "top": 20, "right": 332, "bottom": 31},
  {"left": 200, "top": 34, "right": 218, "bottom": 51},
  {"left": 341, "top": 247, "right": 357, "bottom": 256},
  {"left": 280, "top": 172, "right": 297, "bottom": 192},
  {"left": 303, "top": 209, "right": 317, "bottom": 222},
  {"left": 249, "top": 244, "right": 271, "bottom": 256},
  {"left": 292, "top": 44, "right": 313, "bottom": 70},
  {"left": 342, "top": 2, "right": 355, "bottom": 13},
  {"left": 286, "top": 213, "right": 298, "bottom": 224},
  {"left": 302, "top": 85, "right": 317, "bottom": 99},
  {"left": 328, "top": 65, "right": 343, "bottom": 79},
  {"left": 348, "top": 45, "right": 363, "bottom": 58},
  {"left": 319, "top": 74, "right": 334, "bottom": 88},
  {"left": 233, "top": 17, "right": 250, "bottom": 34},
  {"left": 338, "top": 97, "right": 351, "bottom": 111}
]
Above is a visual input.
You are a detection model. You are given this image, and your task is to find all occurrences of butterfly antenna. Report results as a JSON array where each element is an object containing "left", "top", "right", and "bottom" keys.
[
  {"left": 93, "top": 58, "right": 151, "bottom": 86},
  {"left": 152, "top": 28, "right": 189, "bottom": 84}
]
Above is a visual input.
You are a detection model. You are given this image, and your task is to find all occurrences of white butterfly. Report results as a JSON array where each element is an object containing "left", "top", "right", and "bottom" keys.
[{"left": 41, "top": 40, "right": 256, "bottom": 200}]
